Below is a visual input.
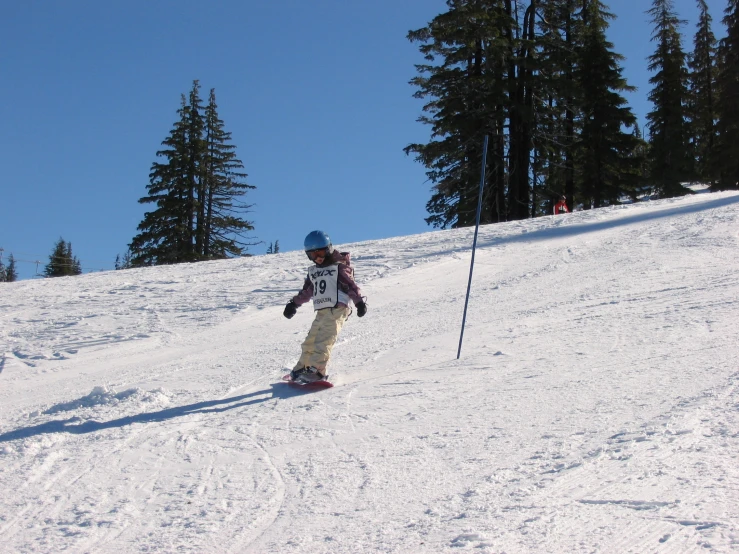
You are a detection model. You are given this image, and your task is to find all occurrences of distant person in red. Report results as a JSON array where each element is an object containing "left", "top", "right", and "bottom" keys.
[{"left": 554, "top": 195, "right": 570, "bottom": 215}]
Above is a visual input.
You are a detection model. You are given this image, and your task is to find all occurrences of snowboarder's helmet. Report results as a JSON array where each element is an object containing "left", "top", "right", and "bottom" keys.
[{"left": 304, "top": 230, "right": 333, "bottom": 254}]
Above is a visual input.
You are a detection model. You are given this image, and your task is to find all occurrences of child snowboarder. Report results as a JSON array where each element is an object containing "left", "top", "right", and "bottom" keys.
[{"left": 283, "top": 230, "right": 367, "bottom": 384}]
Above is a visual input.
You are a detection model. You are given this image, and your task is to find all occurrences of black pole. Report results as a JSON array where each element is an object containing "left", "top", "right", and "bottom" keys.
[{"left": 457, "top": 135, "right": 489, "bottom": 359}]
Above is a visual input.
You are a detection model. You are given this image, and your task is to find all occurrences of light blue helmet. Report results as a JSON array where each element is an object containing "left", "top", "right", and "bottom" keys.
[{"left": 304, "top": 230, "right": 333, "bottom": 253}]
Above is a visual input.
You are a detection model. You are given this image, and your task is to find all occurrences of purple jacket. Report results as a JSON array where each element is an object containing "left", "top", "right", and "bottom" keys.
[{"left": 292, "top": 251, "right": 363, "bottom": 308}]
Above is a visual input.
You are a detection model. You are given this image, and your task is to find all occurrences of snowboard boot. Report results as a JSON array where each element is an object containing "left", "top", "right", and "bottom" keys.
[
  {"left": 290, "top": 366, "right": 308, "bottom": 381},
  {"left": 294, "top": 366, "right": 325, "bottom": 384}
]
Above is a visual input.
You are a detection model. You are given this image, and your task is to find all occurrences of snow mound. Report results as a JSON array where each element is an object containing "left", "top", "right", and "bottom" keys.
[{"left": 43, "top": 385, "right": 171, "bottom": 415}]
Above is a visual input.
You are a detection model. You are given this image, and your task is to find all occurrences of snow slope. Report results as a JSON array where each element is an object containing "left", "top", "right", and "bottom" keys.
[{"left": 1, "top": 191, "right": 739, "bottom": 553}]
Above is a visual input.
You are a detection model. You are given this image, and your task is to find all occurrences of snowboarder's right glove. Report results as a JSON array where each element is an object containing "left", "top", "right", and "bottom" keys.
[
  {"left": 283, "top": 301, "right": 297, "bottom": 319},
  {"left": 356, "top": 301, "right": 367, "bottom": 318}
]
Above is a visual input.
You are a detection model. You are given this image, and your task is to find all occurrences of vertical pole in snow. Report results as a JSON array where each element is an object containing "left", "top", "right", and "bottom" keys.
[{"left": 457, "top": 135, "right": 489, "bottom": 360}]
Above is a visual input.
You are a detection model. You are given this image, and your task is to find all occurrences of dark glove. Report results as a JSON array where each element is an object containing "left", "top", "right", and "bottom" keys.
[
  {"left": 356, "top": 300, "right": 367, "bottom": 318},
  {"left": 283, "top": 301, "right": 297, "bottom": 319}
]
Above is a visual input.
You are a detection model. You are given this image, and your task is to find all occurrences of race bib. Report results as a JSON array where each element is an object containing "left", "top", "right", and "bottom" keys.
[{"left": 309, "top": 264, "right": 339, "bottom": 310}]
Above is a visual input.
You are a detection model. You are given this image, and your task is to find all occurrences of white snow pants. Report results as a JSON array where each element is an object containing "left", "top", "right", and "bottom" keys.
[{"left": 293, "top": 306, "right": 351, "bottom": 374}]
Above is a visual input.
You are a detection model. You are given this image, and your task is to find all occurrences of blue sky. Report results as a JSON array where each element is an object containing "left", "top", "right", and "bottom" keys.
[{"left": 0, "top": 0, "right": 727, "bottom": 280}]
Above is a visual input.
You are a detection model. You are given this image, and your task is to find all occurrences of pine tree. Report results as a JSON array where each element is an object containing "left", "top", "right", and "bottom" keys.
[
  {"left": 575, "top": 0, "right": 643, "bottom": 208},
  {"left": 130, "top": 81, "right": 206, "bottom": 265},
  {"left": 688, "top": 0, "right": 719, "bottom": 187},
  {"left": 130, "top": 95, "right": 192, "bottom": 266},
  {"left": 408, "top": 1, "right": 641, "bottom": 224},
  {"left": 0, "top": 257, "right": 5, "bottom": 282},
  {"left": 6, "top": 254, "right": 17, "bottom": 282},
  {"left": 130, "top": 81, "right": 255, "bottom": 265},
  {"left": 115, "top": 250, "right": 133, "bottom": 270},
  {"left": 69, "top": 243, "right": 82, "bottom": 274},
  {"left": 186, "top": 81, "right": 208, "bottom": 260},
  {"left": 45, "top": 238, "right": 82, "bottom": 277},
  {"left": 406, "top": 0, "right": 513, "bottom": 228},
  {"left": 266, "top": 241, "right": 281, "bottom": 255},
  {"left": 646, "top": 0, "right": 693, "bottom": 197},
  {"left": 535, "top": 0, "right": 581, "bottom": 211},
  {"left": 505, "top": 0, "right": 541, "bottom": 220},
  {"left": 201, "top": 89, "right": 255, "bottom": 258},
  {"left": 716, "top": 0, "right": 739, "bottom": 189}
]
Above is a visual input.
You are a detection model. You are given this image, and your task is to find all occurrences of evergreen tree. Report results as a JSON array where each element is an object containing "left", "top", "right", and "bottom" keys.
[
  {"left": 716, "top": 0, "right": 739, "bottom": 189},
  {"left": 535, "top": 0, "right": 581, "bottom": 212},
  {"left": 646, "top": 0, "right": 693, "bottom": 197},
  {"left": 115, "top": 250, "right": 133, "bottom": 270},
  {"left": 575, "top": 0, "right": 643, "bottom": 208},
  {"left": 266, "top": 241, "right": 281, "bottom": 255},
  {"left": 130, "top": 81, "right": 255, "bottom": 265},
  {"left": 407, "top": 1, "right": 642, "bottom": 224},
  {"left": 406, "top": 0, "right": 513, "bottom": 228},
  {"left": 130, "top": 95, "right": 192, "bottom": 266},
  {"left": 687, "top": 0, "right": 719, "bottom": 187},
  {"left": 0, "top": 257, "right": 5, "bottom": 282},
  {"left": 6, "top": 254, "right": 17, "bottom": 282},
  {"left": 70, "top": 244, "right": 82, "bottom": 274},
  {"left": 187, "top": 83, "right": 207, "bottom": 260},
  {"left": 45, "top": 238, "right": 82, "bottom": 277},
  {"left": 505, "top": 0, "right": 541, "bottom": 220},
  {"left": 114, "top": 251, "right": 133, "bottom": 270},
  {"left": 121, "top": 250, "right": 133, "bottom": 269},
  {"left": 201, "top": 88, "right": 255, "bottom": 258}
]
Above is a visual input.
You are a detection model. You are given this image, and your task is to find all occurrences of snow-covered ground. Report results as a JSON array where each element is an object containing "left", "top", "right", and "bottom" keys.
[{"left": 1, "top": 190, "right": 739, "bottom": 553}]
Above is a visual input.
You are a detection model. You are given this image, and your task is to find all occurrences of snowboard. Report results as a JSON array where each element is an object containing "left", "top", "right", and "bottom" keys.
[{"left": 281, "top": 374, "right": 334, "bottom": 389}]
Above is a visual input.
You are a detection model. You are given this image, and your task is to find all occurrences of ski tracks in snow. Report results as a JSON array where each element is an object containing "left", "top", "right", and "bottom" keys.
[
  {"left": 479, "top": 368, "right": 739, "bottom": 553},
  {"left": 2, "top": 191, "right": 739, "bottom": 553}
]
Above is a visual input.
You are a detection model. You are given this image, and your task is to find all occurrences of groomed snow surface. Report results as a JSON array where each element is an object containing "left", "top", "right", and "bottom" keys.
[{"left": 2, "top": 190, "right": 739, "bottom": 553}]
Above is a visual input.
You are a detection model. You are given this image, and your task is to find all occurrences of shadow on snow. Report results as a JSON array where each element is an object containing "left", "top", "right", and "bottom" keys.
[{"left": 0, "top": 382, "right": 317, "bottom": 443}]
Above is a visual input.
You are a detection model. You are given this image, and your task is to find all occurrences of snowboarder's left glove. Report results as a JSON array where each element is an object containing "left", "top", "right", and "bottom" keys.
[
  {"left": 283, "top": 301, "right": 297, "bottom": 319},
  {"left": 356, "top": 301, "right": 367, "bottom": 318}
]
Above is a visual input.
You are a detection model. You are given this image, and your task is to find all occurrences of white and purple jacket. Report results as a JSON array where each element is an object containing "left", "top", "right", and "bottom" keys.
[{"left": 292, "top": 251, "right": 363, "bottom": 309}]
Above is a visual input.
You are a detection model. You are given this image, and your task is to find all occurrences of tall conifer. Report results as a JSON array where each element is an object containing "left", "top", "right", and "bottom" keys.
[
  {"left": 130, "top": 95, "right": 192, "bottom": 266},
  {"left": 716, "top": 0, "right": 739, "bottom": 189},
  {"left": 408, "top": 1, "right": 642, "bottom": 224},
  {"left": 646, "top": 0, "right": 692, "bottom": 197},
  {"left": 185, "top": 81, "right": 206, "bottom": 260},
  {"left": 688, "top": 0, "right": 718, "bottom": 187},
  {"left": 6, "top": 254, "right": 18, "bottom": 282},
  {"left": 407, "top": 0, "right": 513, "bottom": 228},
  {"left": 505, "top": 0, "right": 539, "bottom": 220},
  {"left": 576, "top": 0, "right": 642, "bottom": 207},
  {"left": 201, "top": 89, "right": 255, "bottom": 258},
  {"left": 130, "top": 81, "right": 255, "bottom": 265},
  {"left": 45, "top": 238, "right": 82, "bottom": 277},
  {"left": 536, "top": 0, "right": 580, "bottom": 211}
]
